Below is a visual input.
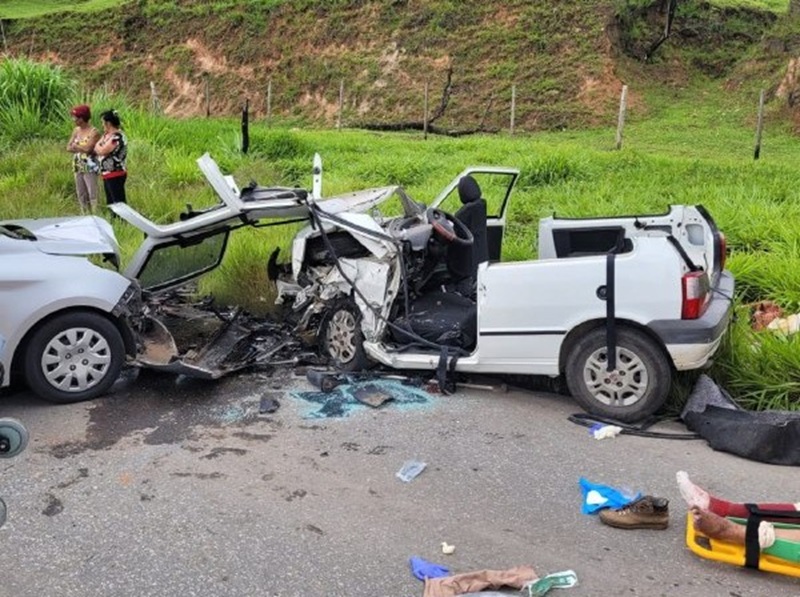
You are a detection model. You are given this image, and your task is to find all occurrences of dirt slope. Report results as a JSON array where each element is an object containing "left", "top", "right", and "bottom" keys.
[{"left": 2, "top": 0, "right": 797, "bottom": 130}]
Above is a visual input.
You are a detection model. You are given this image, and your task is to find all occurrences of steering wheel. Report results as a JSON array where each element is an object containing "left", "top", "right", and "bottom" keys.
[{"left": 426, "top": 208, "right": 474, "bottom": 246}]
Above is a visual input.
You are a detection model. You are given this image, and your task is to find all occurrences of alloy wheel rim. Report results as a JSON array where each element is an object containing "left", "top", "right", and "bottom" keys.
[
  {"left": 582, "top": 346, "right": 648, "bottom": 407},
  {"left": 326, "top": 310, "right": 357, "bottom": 363},
  {"left": 41, "top": 327, "right": 112, "bottom": 393}
]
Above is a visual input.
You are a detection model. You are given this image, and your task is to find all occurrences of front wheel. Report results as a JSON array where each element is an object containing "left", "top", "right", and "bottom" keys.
[
  {"left": 565, "top": 327, "right": 671, "bottom": 423},
  {"left": 318, "top": 300, "right": 370, "bottom": 372},
  {"left": 24, "top": 311, "right": 125, "bottom": 404}
]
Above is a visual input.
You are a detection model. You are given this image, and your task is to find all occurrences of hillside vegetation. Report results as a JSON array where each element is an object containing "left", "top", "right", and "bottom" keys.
[{"left": 1, "top": 0, "right": 798, "bottom": 131}]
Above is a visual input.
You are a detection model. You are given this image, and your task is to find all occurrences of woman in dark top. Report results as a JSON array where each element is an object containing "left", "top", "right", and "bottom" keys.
[{"left": 94, "top": 109, "right": 128, "bottom": 205}]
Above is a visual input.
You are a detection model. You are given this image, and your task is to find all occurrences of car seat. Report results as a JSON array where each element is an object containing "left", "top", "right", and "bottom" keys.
[{"left": 447, "top": 175, "right": 488, "bottom": 280}]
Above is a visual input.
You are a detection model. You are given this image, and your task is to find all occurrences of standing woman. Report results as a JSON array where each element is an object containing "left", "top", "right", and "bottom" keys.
[
  {"left": 94, "top": 109, "right": 128, "bottom": 205},
  {"left": 66, "top": 104, "right": 100, "bottom": 214}
]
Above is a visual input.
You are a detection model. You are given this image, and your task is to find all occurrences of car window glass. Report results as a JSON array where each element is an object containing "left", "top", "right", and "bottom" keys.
[
  {"left": 370, "top": 188, "right": 424, "bottom": 221},
  {"left": 435, "top": 172, "right": 515, "bottom": 219},
  {"left": 137, "top": 232, "right": 228, "bottom": 292}
]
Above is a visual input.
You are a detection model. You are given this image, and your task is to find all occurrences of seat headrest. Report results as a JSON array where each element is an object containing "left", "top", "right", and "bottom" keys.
[{"left": 458, "top": 175, "right": 482, "bottom": 205}]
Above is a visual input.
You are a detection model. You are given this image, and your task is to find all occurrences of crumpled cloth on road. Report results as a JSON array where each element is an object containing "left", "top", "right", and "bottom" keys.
[{"left": 422, "top": 565, "right": 538, "bottom": 597}]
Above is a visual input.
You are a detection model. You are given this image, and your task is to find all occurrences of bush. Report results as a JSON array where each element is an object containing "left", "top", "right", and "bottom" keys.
[{"left": 0, "top": 59, "right": 74, "bottom": 141}]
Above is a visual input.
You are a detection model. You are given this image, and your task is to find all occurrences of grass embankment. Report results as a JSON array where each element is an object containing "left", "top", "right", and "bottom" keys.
[
  {"left": 2, "top": 60, "right": 800, "bottom": 411},
  {"left": 0, "top": 1, "right": 121, "bottom": 18}
]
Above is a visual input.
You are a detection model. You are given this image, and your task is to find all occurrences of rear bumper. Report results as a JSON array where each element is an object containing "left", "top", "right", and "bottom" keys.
[{"left": 648, "top": 270, "right": 734, "bottom": 369}]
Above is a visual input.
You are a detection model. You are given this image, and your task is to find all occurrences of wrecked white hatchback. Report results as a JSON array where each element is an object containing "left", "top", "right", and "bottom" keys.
[
  {"left": 265, "top": 158, "right": 734, "bottom": 422},
  {"left": 1, "top": 154, "right": 733, "bottom": 422}
]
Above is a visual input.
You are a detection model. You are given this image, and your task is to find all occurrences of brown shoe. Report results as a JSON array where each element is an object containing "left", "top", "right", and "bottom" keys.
[{"left": 599, "top": 495, "right": 669, "bottom": 530}]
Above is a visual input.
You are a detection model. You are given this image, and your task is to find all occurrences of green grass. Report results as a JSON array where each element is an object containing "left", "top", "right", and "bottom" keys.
[
  {"left": 0, "top": 0, "right": 125, "bottom": 18},
  {"left": 0, "top": 59, "right": 74, "bottom": 141},
  {"left": 709, "top": 0, "right": 789, "bottom": 10}
]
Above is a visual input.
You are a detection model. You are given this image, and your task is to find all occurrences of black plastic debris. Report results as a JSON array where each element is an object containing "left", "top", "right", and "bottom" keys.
[
  {"left": 352, "top": 383, "right": 394, "bottom": 408},
  {"left": 306, "top": 369, "right": 346, "bottom": 393},
  {"left": 259, "top": 396, "right": 281, "bottom": 414}
]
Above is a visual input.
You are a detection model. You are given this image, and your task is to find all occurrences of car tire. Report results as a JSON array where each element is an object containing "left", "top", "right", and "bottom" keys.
[
  {"left": 318, "top": 300, "right": 370, "bottom": 372},
  {"left": 24, "top": 311, "right": 125, "bottom": 404},
  {"left": 565, "top": 326, "right": 671, "bottom": 423}
]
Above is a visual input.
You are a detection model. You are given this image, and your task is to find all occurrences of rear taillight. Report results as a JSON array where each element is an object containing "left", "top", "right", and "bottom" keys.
[
  {"left": 717, "top": 232, "right": 727, "bottom": 271},
  {"left": 682, "top": 271, "right": 710, "bottom": 319}
]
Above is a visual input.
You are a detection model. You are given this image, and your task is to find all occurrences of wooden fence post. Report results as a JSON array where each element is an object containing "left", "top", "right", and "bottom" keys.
[
  {"left": 510, "top": 83, "right": 516, "bottom": 135},
  {"left": 337, "top": 79, "right": 344, "bottom": 130},
  {"left": 615, "top": 84, "right": 628, "bottom": 150},
  {"left": 149, "top": 81, "right": 161, "bottom": 114},
  {"left": 266, "top": 78, "right": 272, "bottom": 120},
  {"left": 423, "top": 82, "right": 429, "bottom": 140},
  {"left": 754, "top": 89, "right": 766, "bottom": 160},
  {"left": 204, "top": 74, "right": 210, "bottom": 117},
  {"left": 242, "top": 99, "right": 250, "bottom": 155}
]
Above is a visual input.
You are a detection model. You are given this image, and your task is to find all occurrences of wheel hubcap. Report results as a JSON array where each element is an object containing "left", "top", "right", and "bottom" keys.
[
  {"left": 582, "top": 346, "right": 648, "bottom": 407},
  {"left": 41, "top": 327, "right": 112, "bottom": 393},
  {"left": 326, "top": 310, "right": 357, "bottom": 363}
]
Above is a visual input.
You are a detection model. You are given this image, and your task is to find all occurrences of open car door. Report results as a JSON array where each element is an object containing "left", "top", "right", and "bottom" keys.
[
  {"left": 113, "top": 153, "right": 313, "bottom": 293},
  {"left": 430, "top": 167, "right": 519, "bottom": 261}
]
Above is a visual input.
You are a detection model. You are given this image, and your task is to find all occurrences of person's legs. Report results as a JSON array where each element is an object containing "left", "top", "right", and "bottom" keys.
[
  {"left": 691, "top": 507, "right": 800, "bottom": 546},
  {"left": 103, "top": 175, "right": 127, "bottom": 206},
  {"left": 85, "top": 173, "right": 98, "bottom": 212},
  {"left": 114, "top": 174, "right": 127, "bottom": 204},
  {"left": 103, "top": 178, "right": 113, "bottom": 206},
  {"left": 677, "top": 471, "right": 800, "bottom": 518},
  {"left": 75, "top": 173, "right": 90, "bottom": 213}
]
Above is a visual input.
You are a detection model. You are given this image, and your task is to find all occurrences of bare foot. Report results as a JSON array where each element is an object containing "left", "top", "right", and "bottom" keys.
[
  {"left": 691, "top": 507, "right": 745, "bottom": 544},
  {"left": 677, "top": 471, "right": 710, "bottom": 510}
]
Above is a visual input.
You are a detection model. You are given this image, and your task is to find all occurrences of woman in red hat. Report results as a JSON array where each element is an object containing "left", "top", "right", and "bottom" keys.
[{"left": 66, "top": 104, "right": 101, "bottom": 213}]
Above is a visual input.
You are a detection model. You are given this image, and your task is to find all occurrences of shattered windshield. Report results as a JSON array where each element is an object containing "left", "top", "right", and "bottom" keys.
[{"left": 371, "top": 187, "right": 426, "bottom": 221}]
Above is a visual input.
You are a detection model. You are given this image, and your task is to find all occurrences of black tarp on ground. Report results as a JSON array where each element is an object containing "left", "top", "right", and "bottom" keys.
[{"left": 681, "top": 375, "right": 800, "bottom": 466}]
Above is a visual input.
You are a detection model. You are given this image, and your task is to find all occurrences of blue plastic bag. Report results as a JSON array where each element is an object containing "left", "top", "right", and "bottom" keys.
[{"left": 579, "top": 477, "right": 640, "bottom": 514}]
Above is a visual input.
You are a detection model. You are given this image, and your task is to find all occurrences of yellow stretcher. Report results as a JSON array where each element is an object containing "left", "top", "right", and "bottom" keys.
[{"left": 685, "top": 512, "right": 800, "bottom": 578}]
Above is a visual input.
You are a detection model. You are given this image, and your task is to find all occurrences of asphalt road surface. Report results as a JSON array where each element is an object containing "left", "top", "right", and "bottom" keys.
[{"left": 1, "top": 367, "right": 798, "bottom": 597}]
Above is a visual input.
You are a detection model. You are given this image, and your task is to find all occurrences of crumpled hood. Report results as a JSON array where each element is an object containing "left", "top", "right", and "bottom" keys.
[{"left": 2, "top": 215, "right": 120, "bottom": 259}]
